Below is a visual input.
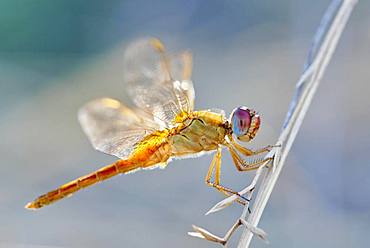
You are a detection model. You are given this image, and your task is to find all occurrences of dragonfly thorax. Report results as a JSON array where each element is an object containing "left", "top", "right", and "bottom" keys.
[{"left": 169, "top": 110, "right": 228, "bottom": 157}]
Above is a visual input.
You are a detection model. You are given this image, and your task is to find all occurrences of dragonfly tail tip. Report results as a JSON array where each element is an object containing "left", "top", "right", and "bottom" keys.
[{"left": 24, "top": 201, "right": 40, "bottom": 210}]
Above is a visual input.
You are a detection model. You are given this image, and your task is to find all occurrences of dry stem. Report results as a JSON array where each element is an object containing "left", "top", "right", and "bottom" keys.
[{"left": 189, "top": 0, "right": 358, "bottom": 247}]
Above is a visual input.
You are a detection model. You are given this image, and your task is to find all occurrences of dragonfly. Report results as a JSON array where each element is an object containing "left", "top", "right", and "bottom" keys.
[{"left": 25, "top": 38, "right": 273, "bottom": 210}]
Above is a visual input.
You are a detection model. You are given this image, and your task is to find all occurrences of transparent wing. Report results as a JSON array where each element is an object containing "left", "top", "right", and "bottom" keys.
[
  {"left": 123, "top": 38, "right": 195, "bottom": 128},
  {"left": 78, "top": 98, "right": 159, "bottom": 159}
]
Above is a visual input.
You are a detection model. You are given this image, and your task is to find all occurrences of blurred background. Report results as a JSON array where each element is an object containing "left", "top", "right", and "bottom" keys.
[{"left": 1, "top": 0, "right": 369, "bottom": 247}]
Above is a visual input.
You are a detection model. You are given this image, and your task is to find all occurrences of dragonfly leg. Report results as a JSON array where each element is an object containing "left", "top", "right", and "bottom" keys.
[
  {"left": 205, "top": 148, "right": 249, "bottom": 204},
  {"left": 229, "top": 138, "right": 276, "bottom": 157},
  {"left": 227, "top": 145, "right": 273, "bottom": 172}
]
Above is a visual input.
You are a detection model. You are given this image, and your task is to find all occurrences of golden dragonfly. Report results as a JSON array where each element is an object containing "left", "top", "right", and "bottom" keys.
[{"left": 25, "top": 38, "right": 273, "bottom": 210}]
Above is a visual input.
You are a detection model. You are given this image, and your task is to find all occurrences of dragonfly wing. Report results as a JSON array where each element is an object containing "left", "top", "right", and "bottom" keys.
[
  {"left": 170, "top": 51, "right": 195, "bottom": 112},
  {"left": 123, "top": 38, "right": 195, "bottom": 127},
  {"left": 78, "top": 98, "right": 158, "bottom": 159}
]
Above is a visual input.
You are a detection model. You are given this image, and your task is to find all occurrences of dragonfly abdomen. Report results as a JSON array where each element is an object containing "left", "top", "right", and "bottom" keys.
[
  {"left": 25, "top": 159, "right": 139, "bottom": 209},
  {"left": 25, "top": 146, "right": 172, "bottom": 210}
]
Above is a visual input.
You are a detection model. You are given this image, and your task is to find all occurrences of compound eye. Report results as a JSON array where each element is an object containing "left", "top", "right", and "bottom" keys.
[{"left": 231, "top": 107, "right": 251, "bottom": 137}]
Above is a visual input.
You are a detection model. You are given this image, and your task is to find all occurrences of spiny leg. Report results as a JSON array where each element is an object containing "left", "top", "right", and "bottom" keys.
[
  {"left": 229, "top": 138, "right": 274, "bottom": 158},
  {"left": 227, "top": 146, "right": 273, "bottom": 214},
  {"left": 227, "top": 145, "right": 273, "bottom": 172},
  {"left": 205, "top": 148, "right": 248, "bottom": 204}
]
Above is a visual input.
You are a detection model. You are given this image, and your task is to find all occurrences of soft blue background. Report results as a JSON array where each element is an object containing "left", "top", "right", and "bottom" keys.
[{"left": 1, "top": 1, "right": 369, "bottom": 247}]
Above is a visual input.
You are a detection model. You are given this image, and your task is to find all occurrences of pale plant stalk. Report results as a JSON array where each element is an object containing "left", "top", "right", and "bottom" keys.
[
  {"left": 189, "top": 0, "right": 358, "bottom": 246},
  {"left": 238, "top": 1, "right": 358, "bottom": 247}
]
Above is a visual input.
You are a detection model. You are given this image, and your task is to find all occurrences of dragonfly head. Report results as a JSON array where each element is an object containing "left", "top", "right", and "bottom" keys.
[{"left": 230, "top": 106, "right": 260, "bottom": 142}]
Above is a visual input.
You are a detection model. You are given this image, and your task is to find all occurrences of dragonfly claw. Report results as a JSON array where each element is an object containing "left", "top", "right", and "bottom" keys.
[
  {"left": 236, "top": 192, "right": 250, "bottom": 202},
  {"left": 265, "top": 144, "right": 281, "bottom": 152}
]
